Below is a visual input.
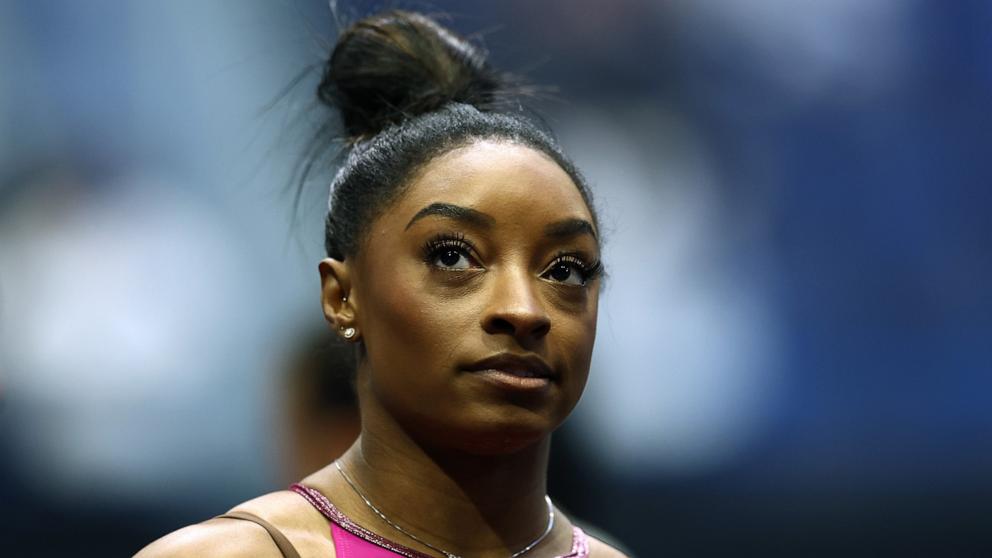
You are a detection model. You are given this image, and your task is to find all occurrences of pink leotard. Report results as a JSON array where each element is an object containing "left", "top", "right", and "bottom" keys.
[{"left": 290, "top": 483, "right": 590, "bottom": 558}]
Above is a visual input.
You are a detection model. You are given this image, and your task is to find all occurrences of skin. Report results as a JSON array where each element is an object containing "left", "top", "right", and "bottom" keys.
[{"left": 137, "top": 141, "right": 627, "bottom": 557}]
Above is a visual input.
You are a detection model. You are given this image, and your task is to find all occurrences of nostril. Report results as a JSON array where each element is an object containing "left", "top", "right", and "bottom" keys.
[
  {"left": 481, "top": 275, "right": 552, "bottom": 341},
  {"left": 483, "top": 314, "right": 551, "bottom": 341},
  {"left": 531, "top": 321, "right": 550, "bottom": 339},
  {"left": 488, "top": 317, "right": 516, "bottom": 335}
]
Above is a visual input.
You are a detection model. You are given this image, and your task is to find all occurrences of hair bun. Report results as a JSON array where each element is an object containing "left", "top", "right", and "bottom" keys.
[{"left": 319, "top": 11, "right": 514, "bottom": 140}]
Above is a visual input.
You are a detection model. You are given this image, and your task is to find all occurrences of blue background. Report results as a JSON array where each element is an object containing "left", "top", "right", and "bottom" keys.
[{"left": 1, "top": 1, "right": 989, "bottom": 556}]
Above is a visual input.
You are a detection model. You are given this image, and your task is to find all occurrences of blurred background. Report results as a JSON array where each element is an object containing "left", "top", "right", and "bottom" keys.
[{"left": 1, "top": 1, "right": 990, "bottom": 556}]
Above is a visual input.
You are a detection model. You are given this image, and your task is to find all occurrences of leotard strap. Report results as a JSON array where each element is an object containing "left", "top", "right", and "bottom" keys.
[{"left": 290, "top": 483, "right": 590, "bottom": 557}]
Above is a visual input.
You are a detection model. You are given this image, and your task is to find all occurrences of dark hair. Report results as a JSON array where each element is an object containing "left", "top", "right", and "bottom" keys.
[{"left": 312, "top": 10, "right": 596, "bottom": 260}]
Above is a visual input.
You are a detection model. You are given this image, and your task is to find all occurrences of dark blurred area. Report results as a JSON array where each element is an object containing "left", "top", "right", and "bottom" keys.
[{"left": 1, "top": 1, "right": 990, "bottom": 556}]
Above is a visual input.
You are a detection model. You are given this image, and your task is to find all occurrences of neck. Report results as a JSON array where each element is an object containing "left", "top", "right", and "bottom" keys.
[{"left": 329, "top": 408, "right": 554, "bottom": 557}]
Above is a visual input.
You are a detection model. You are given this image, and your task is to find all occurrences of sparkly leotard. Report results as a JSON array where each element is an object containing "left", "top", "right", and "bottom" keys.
[{"left": 290, "top": 483, "right": 590, "bottom": 558}]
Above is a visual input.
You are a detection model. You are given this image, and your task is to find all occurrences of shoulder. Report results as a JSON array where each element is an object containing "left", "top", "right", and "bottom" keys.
[
  {"left": 135, "top": 490, "right": 334, "bottom": 558},
  {"left": 586, "top": 533, "right": 632, "bottom": 558},
  {"left": 134, "top": 517, "right": 282, "bottom": 558}
]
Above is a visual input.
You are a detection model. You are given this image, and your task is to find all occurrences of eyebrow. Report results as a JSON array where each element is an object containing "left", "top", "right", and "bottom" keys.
[
  {"left": 405, "top": 202, "right": 495, "bottom": 230},
  {"left": 404, "top": 202, "right": 597, "bottom": 241},
  {"left": 544, "top": 218, "right": 598, "bottom": 241}
]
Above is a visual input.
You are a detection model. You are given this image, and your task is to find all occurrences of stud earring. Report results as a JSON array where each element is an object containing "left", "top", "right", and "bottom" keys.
[{"left": 341, "top": 326, "right": 357, "bottom": 340}]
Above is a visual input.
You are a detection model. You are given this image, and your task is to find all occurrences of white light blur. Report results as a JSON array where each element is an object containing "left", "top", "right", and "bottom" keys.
[
  {"left": 0, "top": 175, "right": 276, "bottom": 502},
  {"left": 669, "top": 0, "right": 914, "bottom": 102}
]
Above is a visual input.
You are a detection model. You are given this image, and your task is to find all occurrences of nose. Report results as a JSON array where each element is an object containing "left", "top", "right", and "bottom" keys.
[{"left": 481, "top": 268, "right": 551, "bottom": 345}]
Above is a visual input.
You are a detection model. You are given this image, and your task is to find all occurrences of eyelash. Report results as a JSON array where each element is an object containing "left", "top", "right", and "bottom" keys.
[
  {"left": 547, "top": 251, "right": 604, "bottom": 285},
  {"left": 421, "top": 232, "right": 477, "bottom": 265},
  {"left": 420, "top": 233, "right": 603, "bottom": 285}
]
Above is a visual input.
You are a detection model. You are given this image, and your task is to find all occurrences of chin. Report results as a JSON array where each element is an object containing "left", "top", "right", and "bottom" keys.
[
  {"left": 448, "top": 429, "right": 548, "bottom": 456},
  {"left": 429, "top": 409, "right": 561, "bottom": 456}
]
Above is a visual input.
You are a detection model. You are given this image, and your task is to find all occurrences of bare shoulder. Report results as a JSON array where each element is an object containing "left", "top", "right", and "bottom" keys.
[
  {"left": 135, "top": 490, "right": 334, "bottom": 558},
  {"left": 134, "top": 516, "right": 281, "bottom": 558},
  {"left": 229, "top": 489, "right": 326, "bottom": 530},
  {"left": 587, "top": 535, "right": 632, "bottom": 558}
]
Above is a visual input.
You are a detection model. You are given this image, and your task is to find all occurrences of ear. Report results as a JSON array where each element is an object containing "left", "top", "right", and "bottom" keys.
[{"left": 319, "top": 258, "right": 358, "bottom": 332}]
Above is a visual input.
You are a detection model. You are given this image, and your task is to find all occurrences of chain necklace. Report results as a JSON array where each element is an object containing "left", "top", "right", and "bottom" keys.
[{"left": 334, "top": 461, "right": 555, "bottom": 558}]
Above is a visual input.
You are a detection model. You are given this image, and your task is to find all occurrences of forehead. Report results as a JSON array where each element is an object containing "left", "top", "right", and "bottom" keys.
[{"left": 392, "top": 140, "right": 593, "bottom": 226}]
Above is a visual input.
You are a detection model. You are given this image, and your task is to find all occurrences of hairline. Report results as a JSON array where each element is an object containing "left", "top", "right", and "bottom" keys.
[{"left": 349, "top": 135, "right": 595, "bottom": 259}]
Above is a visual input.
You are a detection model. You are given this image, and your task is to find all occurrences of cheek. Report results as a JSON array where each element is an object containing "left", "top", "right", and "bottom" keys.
[
  {"left": 359, "top": 264, "right": 467, "bottom": 388},
  {"left": 555, "top": 291, "right": 599, "bottom": 395},
  {"left": 364, "top": 277, "right": 427, "bottom": 366}
]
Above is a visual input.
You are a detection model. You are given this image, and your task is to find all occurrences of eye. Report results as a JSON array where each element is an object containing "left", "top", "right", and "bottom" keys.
[
  {"left": 541, "top": 254, "right": 601, "bottom": 287},
  {"left": 422, "top": 233, "right": 480, "bottom": 271},
  {"left": 432, "top": 247, "right": 472, "bottom": 270}
]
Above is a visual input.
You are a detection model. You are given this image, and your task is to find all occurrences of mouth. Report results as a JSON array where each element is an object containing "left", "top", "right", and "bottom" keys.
[{"left": 464, "top": 354, "right": 556, "bottom": 390}]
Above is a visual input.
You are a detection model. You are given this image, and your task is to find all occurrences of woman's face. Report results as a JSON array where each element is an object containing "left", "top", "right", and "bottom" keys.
[{"left": 331, "top": 140, "right": 600, "bottom": 454}]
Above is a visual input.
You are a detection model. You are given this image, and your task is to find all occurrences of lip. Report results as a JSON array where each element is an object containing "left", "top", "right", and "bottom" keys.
[{"left": 464, "top": 353, "right": 556, "bottom": 390}]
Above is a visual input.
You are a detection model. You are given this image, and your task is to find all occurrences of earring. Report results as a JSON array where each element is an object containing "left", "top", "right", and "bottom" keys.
[{"left": 341, "top": 326, "right": 357, "bottom": 340}]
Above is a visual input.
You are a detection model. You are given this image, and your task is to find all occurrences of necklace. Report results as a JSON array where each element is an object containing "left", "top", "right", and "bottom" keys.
[{"left": 334, "top": 461, "right": 556, "bottom": 558}]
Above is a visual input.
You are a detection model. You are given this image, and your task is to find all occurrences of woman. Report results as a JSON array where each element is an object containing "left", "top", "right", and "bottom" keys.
[{"left": 139, "top": 10, "right": 627, "bottom": 558}]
